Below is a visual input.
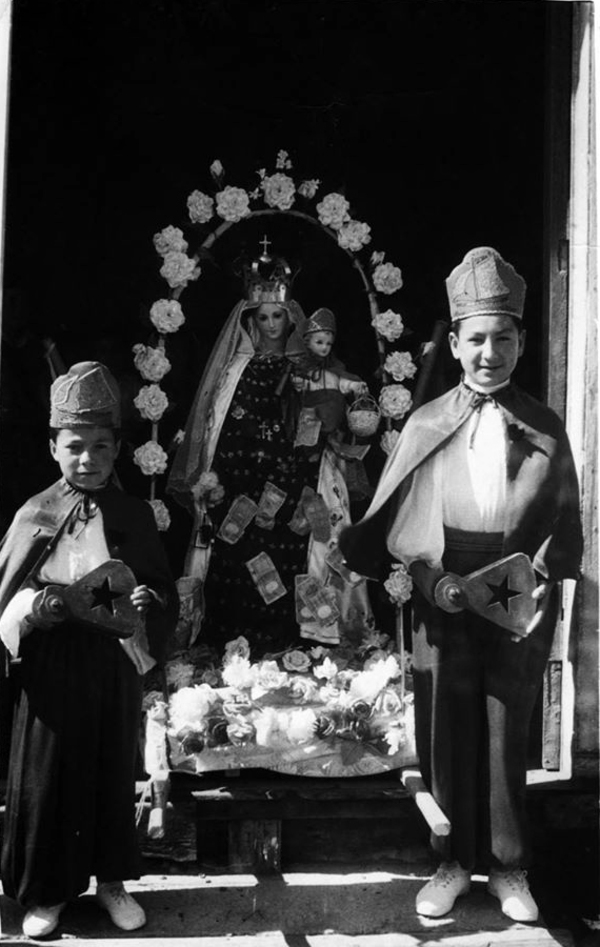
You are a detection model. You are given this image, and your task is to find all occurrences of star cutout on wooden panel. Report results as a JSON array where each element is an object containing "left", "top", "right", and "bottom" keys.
[
  {"left": 486, "top": 576, "right": 521, "bottom": 612},
  {"left": 90, "top": 577, "right": 122, "bottom": 615}
]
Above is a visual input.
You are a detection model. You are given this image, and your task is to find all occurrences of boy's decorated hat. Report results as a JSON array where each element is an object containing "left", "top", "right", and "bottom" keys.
[
  {"left": 304, "top": 307, "right": 336, "bottom": 336},
  {"left": 446, "top": 247, "right": 526, "bottom": 322},
  {"left": 50, "top": 361, "right": 121, "bottom": 428}
]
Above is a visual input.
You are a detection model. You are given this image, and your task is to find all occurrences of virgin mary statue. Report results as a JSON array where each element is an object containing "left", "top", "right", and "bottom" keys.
[{"left": 168, "top": 251, "right": 371, "bottom": 658}]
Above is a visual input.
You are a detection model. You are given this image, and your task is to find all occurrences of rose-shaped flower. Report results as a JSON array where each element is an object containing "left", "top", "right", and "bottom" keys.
[
  {"left": 282, "top": 650, "right": 311, "bottom": 673},
  {"left": 224, "top": 635, "right": 251, "bottom": 662},
  {"left": 132, "top": 343, "right": 171, "bottom": 382},
  {"left": 298, "top": 179, "right": 320, "bottom": 199},
  {"left": 148, "top": 498, "right": 171, "bottom": 531},
  {"left": 371, "top": 309, "right": 405, "bottom": 342},
  {"left": 337, "top": 220, "right": 371, "bottom": 252},
  {"left": 288, "top": 675, "right": 320, "bottom": 704},
  {"left": 221, "top": 693, "right": 253, "bottom": 718},
  {"left": 384, "top": 351, "right": 417, "bottom": 382},
  {"left": 180, "top": 732, "right": 205, "bottom": 755},
  {"left": 384, "top": 561, "right": 413, "bottom": 605},
  {"left": 349, "top": 699, "right": 373, "bottom": 721},
  {"left": 210, "top": 158, "right": 224, "bottom": 181},
  {"left": 316, "top": 192, "right": 351, "bottom": 230},
  {"left": 216, "top": 185, "right": 251, "bottom": 222},
  {"left": 222, "top": 655, "right": 256, "bottom": 690},
  {"left": 168, "top": 684, "right": 217, "bottom": 734},
  {"left": 363, "top": 649, "right": 391, "bottom": 670},
  {"left": 133, "top": 440, "right": 169, "bottom": 476},
  {"left": 380, "top": 429, "right": 401, "bottom": 456},
  {"left": 149, "top": 299, "right": 186, "bottom": 334},
  {"left": 261, "top": 172, "right": 296, "bottom": 211},
  {"left": 309, "top": 645, "right": 330, "bottom": 661},
  {"left": 287, "top": 708, "right": 318, "bottom": 744},
  {"left": 165, "top": 661, "right": 194, "bottom": 690},
  {"left": 314, "top": 714, "right": 336, "bottom": 738},
  {"left": 253, "top": 660, "right": 289, "bottom": 693},
  {"left": 159, "top": 251, "right": 200, "bottom": 289},
  {"left": 199, "top": 667, "right": 221, "bottom": 687},
  {"left": 226, "top": 718, "right": 255, "bottom": 747},
  {"left": 373, "top": 262, "right": 404, "bottom": 295},
  {"left": 192, "top": 470, "right": 226, "bottom": 508},
  {"left": 205, "top": 715, "right": 230, "bottom": 747},
  {"left": 375, "top": 686, "right": 404, "bottom": 718},
  {"left": 313, "top": 656, "right": 339, "bottom": 681},
  {"left": 187, "top": 189, "right": 215, "bottom": 225},
  {"left": 153, "top": 225, "right": 188, "bottom": 257},
  {"left": 379, "top": 384, "right": 413, "bottom": 420},
  {"left": 275, "top": 149, "right": 293, "bottom": 170},
  {"left": 134, "top": 384, "right": 169, "bottom": 422}
]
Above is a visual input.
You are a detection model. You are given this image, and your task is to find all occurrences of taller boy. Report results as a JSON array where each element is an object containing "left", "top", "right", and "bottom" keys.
[{"left": 340, "top": 247, "right": 582, "bottom": 922}]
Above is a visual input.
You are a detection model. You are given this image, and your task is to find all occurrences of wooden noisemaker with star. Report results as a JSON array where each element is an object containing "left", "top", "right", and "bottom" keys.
[{"left": 434, "top": 553, "right": 538, "bottom": 637}]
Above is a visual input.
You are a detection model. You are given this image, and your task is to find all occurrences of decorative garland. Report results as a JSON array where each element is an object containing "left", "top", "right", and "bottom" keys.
[{"left": 132, "top": 150, "right": 419, "bottom": 533}]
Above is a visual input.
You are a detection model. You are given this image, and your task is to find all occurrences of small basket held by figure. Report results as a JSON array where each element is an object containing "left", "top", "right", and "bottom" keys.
[{"left": 347, "top": 393, "right": 381, "bottom": 438}]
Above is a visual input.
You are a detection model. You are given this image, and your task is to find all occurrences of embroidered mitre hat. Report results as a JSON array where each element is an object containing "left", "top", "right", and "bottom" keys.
[
  {"left": 50, "top": 361, "right": 121, "bottom": 428},
  {"left": 304, "top": 307, "right": 336, "bottom": 337},
  {"left": 445, "top": 247, "right": 526, "bottom": 322}
]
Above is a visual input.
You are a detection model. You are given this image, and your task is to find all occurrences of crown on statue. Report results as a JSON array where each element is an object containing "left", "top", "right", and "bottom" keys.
[{"left": 244, "top": 236, "right": 292, "bottom": 304}]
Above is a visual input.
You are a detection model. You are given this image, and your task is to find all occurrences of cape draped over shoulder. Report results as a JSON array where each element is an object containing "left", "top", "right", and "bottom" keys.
[{"left": 339, "top": 382, "right": 583, "bottom": 583}]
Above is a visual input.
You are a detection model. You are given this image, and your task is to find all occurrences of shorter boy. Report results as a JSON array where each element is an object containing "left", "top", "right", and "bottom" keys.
[
  {"left": 0, "top": 361, "right": 178, "bottom": 937},
  {"left": 340, "top": 248, "right": 582, "bottom": 923}
]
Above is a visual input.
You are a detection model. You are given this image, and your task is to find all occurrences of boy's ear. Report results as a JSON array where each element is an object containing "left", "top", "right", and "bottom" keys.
[
  {"left": 448, "top": 331, "right": 461, "bottom": 361},
  {"left": 49, "top": 438, "right": 58, "bottom": 460},
  {"left": 518, "top": 329, "right": 526, "bottom": 357}
]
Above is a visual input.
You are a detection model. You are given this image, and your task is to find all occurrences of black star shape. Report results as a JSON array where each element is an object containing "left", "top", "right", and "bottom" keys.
[
  {"left": 90, "top": 577, "right": 122, "bottom": 616},
  {"left": 486, "top": 576, "right": 521, "bottom": 612}
]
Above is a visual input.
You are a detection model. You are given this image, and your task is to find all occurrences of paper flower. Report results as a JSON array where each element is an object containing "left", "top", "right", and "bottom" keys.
[
  {"left": 383, "top": 351, "right": 417, "bottom": 382},
  {"left": 149, "top": 299, "right": 186, "bottom": 334},
  {"left": 134, "top": 384, "right": 169, "bottom": 422},
  {"left": 261, "top": 172, "right": 296, "bottom": 211},
  {"left": 288, "top": 675, "right": 320, "bottom": 703},
  {"left": 380, "top": 429, "right": 401, "bottom": 455},
  {"left": 275, "top": 149, "right": 293, "bottom": 170},
  {"left": 216, "top": 185, "right": 251, "bottom": 222},
  {"left": 222, "top": 655, "right": 256, "bottom": 689},
  {"left": 148, "top": 498, "right": 171, "bottom": 531},
  {"left": 153, "top": 225, "right": 188, "bottom": 257},
  {"left": 210, "top": 159, "right": 224, "bottom": 181},
  {"left": 187, "top": 190, "right": 215, "bottom": 224},
  {"left": 132, "top": 343, "right": 171, "bottom": 382},
  {"left": 373, "top": 262, "right": 404, "bottom": 295},
  {"left": 133, "top": 440, "right": 169, "bottom": 476},
  {"left": 316, "top": 192, "right": 351, "bottom": 230},
  {"left": 224, "top": 636, "right": 251, "bottom": 661},
  {"left": 337, "top": 220, "right": 372, "bottom": 252},
  {"left": 282, "top": 649, "right": 312, "bottom": 673},
  {"left": 165, "top": 659, "right": 195, "bottom": 690},
  {"left": 192, "top": 470, "right": 225, "bottom": 507},
  {"left": 384, "top": 562, "right": 413, "bottom": 605},
  {"left": 371, "top": 309, "right": 405, "bottom": 342},
  {"left": 298, "top": 179, "right": 320, "bottom": 199},
  {"left": 379, "top": 384, "right": 413, "bottom": 420},
  {"left": 159, "top": 251, "right": 200, "bottom": 289},
  {"left": 253, "top": 660, "right": 289, "bottom": 694}
]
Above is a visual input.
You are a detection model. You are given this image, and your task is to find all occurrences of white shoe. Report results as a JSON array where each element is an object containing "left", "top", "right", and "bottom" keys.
[
  {"left": 22, "top": 902, "right": 66, "bottom": 937},
  {"left": 96, "top": 882, "right": 146, "bottom": 931},
  {"left": 488, "top": 868, "right": 539, "bottom": 922},
  {"left": 416, "top": 862, "right": 471, "bottom": 917}
]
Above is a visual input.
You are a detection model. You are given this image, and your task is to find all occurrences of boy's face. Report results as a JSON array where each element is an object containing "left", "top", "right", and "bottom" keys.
[
  {"left": 307, "top": 331, "right": 334, "bottom": 358},
  {"left": 449, "top": 314, "right": 525, "bottom": 389},
  {"left": 50, "top": 426, "right": 119, "bottom": 491}
]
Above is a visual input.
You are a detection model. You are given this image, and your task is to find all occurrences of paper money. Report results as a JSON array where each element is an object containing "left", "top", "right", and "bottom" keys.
[
  {"left": 303, "top": 490, "right": 331, "bottom": 543},
  {"left": 255, "top": 481, "right": 287, "bottom": 530},
  {"left": 294, "top": 407, "right": 322, "bottom": 447},
  {"left": 246, "top": 552, "right": 287, "bottom": 604},
  {"left": 296, "top": 574, "right": 340, "bottom": 627},
  {"left": 325, "top": 544, "right": 365, "bottom": 587},
  {"left": 288, "top": 486, "right": 313, "bottom": 535},
  {"left": 217, "top": 495, "right": 258, "bottom": 544}
]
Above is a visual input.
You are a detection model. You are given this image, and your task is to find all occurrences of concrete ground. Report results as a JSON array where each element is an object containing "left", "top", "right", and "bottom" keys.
[{"left": 0, "top": 868, "right": 581, "bottom": 947}]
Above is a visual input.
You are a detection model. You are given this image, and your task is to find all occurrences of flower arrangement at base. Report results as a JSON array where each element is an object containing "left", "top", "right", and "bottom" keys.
[{"left": 144, "top": 631, "right": 416, "bottom": 777}]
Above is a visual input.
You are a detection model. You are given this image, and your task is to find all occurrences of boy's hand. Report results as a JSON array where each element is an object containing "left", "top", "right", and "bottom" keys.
[
  {"left": 130, "top": 585, "right": 154, "bottom": 613},
  {"left": 511, "top": 581, "right": 554, "bottom": 642}
]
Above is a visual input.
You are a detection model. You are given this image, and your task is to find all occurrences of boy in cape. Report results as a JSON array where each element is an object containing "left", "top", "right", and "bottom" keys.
[
  {"left": 0, "top": 361, "right": 178, "bottom": 937},
  {"left": 340, "top": 248, "right": 582, "bottom": 922}
]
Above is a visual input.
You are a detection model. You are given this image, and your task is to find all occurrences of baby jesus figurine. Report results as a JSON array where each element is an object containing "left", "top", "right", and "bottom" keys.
[{"left": 291, "top": 307, "right": 369, "bottom": 455}]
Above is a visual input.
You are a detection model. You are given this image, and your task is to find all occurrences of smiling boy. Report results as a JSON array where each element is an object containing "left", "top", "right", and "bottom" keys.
[{"left": 340, "top": 248, "right": 583, "bottom": 923}]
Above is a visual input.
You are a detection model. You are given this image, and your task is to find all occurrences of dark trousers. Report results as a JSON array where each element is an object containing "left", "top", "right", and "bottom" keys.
[
  {"left": 1, "top": 624, "right": 142, "bottom": 908},
  {"left": 411, "top": 529, "right": 557, "bottom": 872}
]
